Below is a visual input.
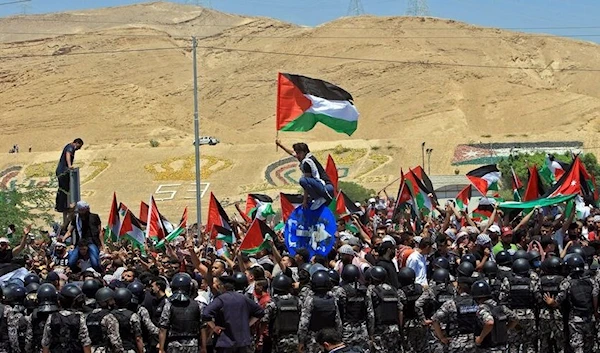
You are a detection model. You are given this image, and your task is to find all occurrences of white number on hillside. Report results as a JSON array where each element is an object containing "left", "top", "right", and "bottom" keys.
[
  {"left": 154, "top": 184, "right": 181, "bottom": 201},
  {"left": 154, "top": 183, "right": 211, "bottom": 201},
  {"left": 184, "top": 182, "right": 211, "bottom": 199}
]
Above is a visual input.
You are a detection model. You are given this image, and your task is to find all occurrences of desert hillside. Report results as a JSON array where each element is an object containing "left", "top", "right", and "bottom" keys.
[{"left": 1, "top": 1, "right": 599, "bottom": 221}]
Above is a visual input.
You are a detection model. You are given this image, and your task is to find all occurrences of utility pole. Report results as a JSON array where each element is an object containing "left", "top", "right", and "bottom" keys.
[
  {"left": 347, "top": 0, "right": 364, "bottom": 16},
  {"left": 192, "top": 37, "right": 202, "bottom": 230},
  {"left": 426, "top": 148, "right": 433, "bottom": 175},
  {"left": 406, "top": 0, "right": 429, "bottom": 16},
  {"left": 421, "top": 142, "right": 426, "bottom": 168}
]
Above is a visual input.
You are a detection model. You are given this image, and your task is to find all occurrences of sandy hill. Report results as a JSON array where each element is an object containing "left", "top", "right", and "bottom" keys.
[{"left": 1, "top": 1, "right": 600, "bottom": 221}]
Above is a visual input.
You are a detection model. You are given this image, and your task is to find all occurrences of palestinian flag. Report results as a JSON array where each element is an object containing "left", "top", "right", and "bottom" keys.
[
  {"left": 276, "top": 73, "right": 359, "bottom": 136},
  {"left": 335, "top": 190, "right": 361, "bottom": 217},
  {"left": 207, "top": 192, "right": 234, "bottom": 239},
  {"left": 467, "top": 165, "right": 501, "bottom": 196},
  {"left": 540, "top": 155, "right": 569, "bottom": 185},
  {"left": 511, "top": 166, "right": 523, "bottom": 202},
  {"left": 139, "top": 201, "right": 149, "bottom": 226},
  {"left": 240, "top": 219, "right": 274, "bottom": 255},
  {"left": 215, "top": 225, "right": 235, "bottom": 244},
  {"left": 411, "top": 165, "right": 437, "bottom": 201},
  {"left": 472, "top": 197, "right": 495, "bottom": 220},
  {"left": 119, "top": 209, "right": 146, "bottom": 250},
  {"left": 280, "top": 193, "right": 303, "bottom": 221},
  {"left": 146, "top": 196, "right": 167, "bottom": 240},
  {"left": 499, "top": 194, "right": 576, "bottom": 211},
  {"left": 523, "top": 166, "right": 545, "bottom": 201},
  {"left": 455, "top": 185, "right": 472, "bottom": 211},
  {"left": 245, "top": 194, "right": 275, "bottom": 221},
  {"left": 326, "top": 155, "right": 339, "bottom": 194},
  {"left": 155, "top": 207, "right": 188, "bottom": 249},
  {"left": 405, "top": 170, "right": 433, "bottom": 214},
  {"left": 104, "top": 192, "right": 120, "bottom": 243},
  {"left": 392, "top": 169, "right": 415, "bottom": 220}
]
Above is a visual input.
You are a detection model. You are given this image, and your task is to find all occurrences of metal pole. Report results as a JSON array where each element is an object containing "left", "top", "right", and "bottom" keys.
[
  {"left": 192, "top": 37, "right": 202, "bottom": 232},
  {"left": 421, "top": 142, "right": 425, "bottom": 168}
]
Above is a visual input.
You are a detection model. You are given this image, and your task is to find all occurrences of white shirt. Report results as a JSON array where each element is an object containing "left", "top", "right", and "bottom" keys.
[{"left": 406, "top": 251, "right": 427, "bottom": 286}]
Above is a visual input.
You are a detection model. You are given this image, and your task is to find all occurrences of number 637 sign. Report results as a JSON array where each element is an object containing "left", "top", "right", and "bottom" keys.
[{"left": 153, "top": 183, "right": 210, "bottom": 201}]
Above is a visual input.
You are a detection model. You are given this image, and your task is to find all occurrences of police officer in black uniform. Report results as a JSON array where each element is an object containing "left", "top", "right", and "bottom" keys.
[
  {"left": 482, "top": 261, "right": 502, "bottom": 303},
  {"left": 495, "top": 251, "right": 513, "bottom": 282},
  {"left": 128, "top": 281, "right": 159, "bottom": 353},
  {"left": 537, "top": 255, "right": 565, "bottom": 353},
  {"left": 369, "top": 266, "right": 403, "bottom": 353},
  {"left": 28, "top": 284, "right": 59, "bottom": 353},
  {"left": 86, "top": 287, "right": 124, "bottom": 353},
  {"left": 339, "top": 264, "right": 370, "bottom": 352},
  {"left": 263, "top": 274, "right": 301, "bottom": 353},
  {"left": 82, "top": 279, "right": 102, "bottom": 313},
  {"left": 158, "top": 273, "right": 203, "bottom": 353},
  {"left": 113, "top": 288, "right": 144, "bottom": 353},
  {"left": 41, "top": 283, "right": 92, "bottom": 353}
]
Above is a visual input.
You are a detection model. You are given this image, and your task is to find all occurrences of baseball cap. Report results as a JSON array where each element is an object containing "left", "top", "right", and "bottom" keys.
[
  {"left": 501, "top": 227, "right": 513, "bottom": 236},
  {"left": 476, "top": 233, "right": 491, "bottom": 246},
  {"left": 0, "top": 237, "right": 9, "bottom": 244},
  {"left": 488, "top": 225, "right": 501, "bottom": 234},
  {"left": 368, "top": 198, "right": 376, "bottom": 204},
  {"left": 337, "top": 244, "right": 357, "bottom": 256}
]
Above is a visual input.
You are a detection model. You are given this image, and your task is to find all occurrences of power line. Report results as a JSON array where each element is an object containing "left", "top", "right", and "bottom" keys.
[
  {"left": 2, "top": 43, "right": 600, "bottom": 72},
  {"left": 0, "top": 0, "right": 30, "bottom": 6}
]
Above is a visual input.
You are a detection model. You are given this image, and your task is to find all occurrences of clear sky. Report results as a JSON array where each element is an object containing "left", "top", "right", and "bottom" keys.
[{"left": 1, "top": 0, "right": 599, "bottom": 44}]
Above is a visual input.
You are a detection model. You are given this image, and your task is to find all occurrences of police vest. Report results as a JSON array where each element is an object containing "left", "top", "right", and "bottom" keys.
[
  {"left": 497, "top": 269, "right": 512, "bottom": 282},
  {"left": 487, "top": 278, "right": 502, "bottom": 303},
  {"left": 309, "top": 294, "right": 336, "bottom": 332},
  {"left": 17, "top": 312, "right": 27, "bottom": 352},
  {"left": 169, "top": 300, "right": 201, "bottom": 339},
  {"left": 137, "top": 306, "right": 152, "bottom": 343},
  {"left": 273, "top": 296, "right": 300, "bottom": 336},
  {"left": 454, "top": 296, "right": 478, "bottom": 335},
  {"left": 86, "top": 309, "right": 111, "bottom": 347},
  {"left": 569, "top": 278, "right": 594, "bottom": 318},
  {"left": 0, "top": 305, "right": 8, "bottom": 344},
  {"left": 152, "top": 296, "right": 166, "bottom": 325},
  {"left": 341, "top": 284, "right": 367, "bottom": 323},
  {"left": 113, "top": 309, "right": 137, "bottom": 351},
  {"left": 477, "top": 303, "right": 508, "bottom": 348},
  {"left": 508, "top": 276, "right": 533, "bottom": 309},
  {"left": 540, "top": 275, "right": 563, "bottom": 310},
  {"left": 32, "top": 310, "right": 50, "bottom": 352},
  {"left": 401, "top": 284, "right": 423, "bottom": 321},
  {"left": 49, "top": 312, "right": 84, "bottom": 353},
  {"left": 373, "top": 285, "right": 400, "bottom": 325}
]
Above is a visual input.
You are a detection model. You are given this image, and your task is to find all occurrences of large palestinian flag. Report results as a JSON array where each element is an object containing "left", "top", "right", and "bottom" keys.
[
  {"left": 467, "top": 164, "right": 501, "bottom": 196},
  {"left": 240, "top": 219, "right": 274, "bottom": 255},
  {"left": 280, "top": 193, "right": 303, "bottom": 221},
  {"left": 119, "top": 209, "right": 146, "bottom": 251},
  {"left": 207, "top": 192, "right": 234, "bottom": 239},
  {"left": 276, "top": 73, "right": 359, "bottom": 136},
  {"left": 245, "top": 194, "right": 275, "bottom": 221},
  {"left": 405, "top": 169, "right": 433, "bottom": 214}
]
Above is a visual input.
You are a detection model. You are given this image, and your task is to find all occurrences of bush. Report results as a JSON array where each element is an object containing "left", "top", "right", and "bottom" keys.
[
  {"left": 149, "top": 139, "right": 160, "bottom": 147},
  {"left": 338, "top": 181, "right": 375, "bottom": 203}
]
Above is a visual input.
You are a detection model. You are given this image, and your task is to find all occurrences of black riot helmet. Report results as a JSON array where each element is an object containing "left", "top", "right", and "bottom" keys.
[
  {"left": 457, "top": 261, "right": 475, "bottom": 277},
  {"left": 513, "top": 249, "right": 530, "bottom": 262},
  {"left": 566, "top": 254, "right": 585, "bottom": 273},
  {"left": 398, "top": 267, "right": 416, "bottom": 286},
  {"left": 299, "top": 263, "right": 313, "bottom": 275},
  {"left": 341, "top": 264, "right": 360, "bottom": 283},
  {"left": 370, "top": 266, "right": 388, "bottom": 284},
  {"left": 432, "top": 268, "right": 450, "bottom": 284},
  {"left": 495, "top": 251, "right": 512, "bottom": 266},
  {"left": 433, "top": 257, "right": 450, "bottom": 270},
  {"left": 26, "top": 282, "right": 40, "bottom": 294},
  {"left": 5, "top": 285, "right": 26, "bottom": 305},
  {"left": 127, "top": 282, "right": 145, "bottom": 304},
  {"left": 311, "top": 270, "right": 332, "bottom": 291},
  {"left": 461, "top": 254, "right": 477, "bottom": 266},
  {"left": 540, "top": 256, "right": 562, "bottom": 275},
  {"left": 271, "top": 275, "right": 293, "bottom": 294},
  {"left": 36, "top": 284, "right": 59, "bottom": 313},
  {"left": 114, "top": 288, "right": 133, "bottom": 309},
  {"left": 24, "top": 273, "right": 41, "bottom": 287},
  {"left": 327, "top": 269, "right": 340, "bottom": 286},
  {"left": 58, "top": 283, "right": 84, "bottom": 309},
  {"left": 82, "top": 279, "right": 102, "bottom": 299},
  {"left": 471, "top": 280, "right": 492, "bottom": 299},
  {"left": 170, "top": 273, "right": 193, "bottom": 302},
  {"left": 512, "top": 258, "right": 531, "bottom": 276},
  {"left": 483, "top": 261, "right": 498, "bottom": 277},
  {"left": 233, "top": 272, "right": 249, "bottom": 291},
  {"left": 528, "top": 250, "right": 542, "bottom": 268},
  {"left": 95, "top": 287, "right": 115, "bottom": 306}
]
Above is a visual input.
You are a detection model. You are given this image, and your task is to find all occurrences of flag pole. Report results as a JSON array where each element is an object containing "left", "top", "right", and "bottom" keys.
[{"left": 192, "top": 36, "right": 202, "bottom": 236}]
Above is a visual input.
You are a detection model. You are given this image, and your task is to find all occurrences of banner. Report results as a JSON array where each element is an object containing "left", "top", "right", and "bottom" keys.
[{"left": 284, "top": 204, "right": 337, "bottom": 258}]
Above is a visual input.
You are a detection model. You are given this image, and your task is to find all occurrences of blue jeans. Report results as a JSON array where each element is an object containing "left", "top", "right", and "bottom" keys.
[
  {"left": 68, "top": 243, "right": 101, "bottom": 272},
  {"left": 299, "top": 177, "right": 334, "bottom": 201}
]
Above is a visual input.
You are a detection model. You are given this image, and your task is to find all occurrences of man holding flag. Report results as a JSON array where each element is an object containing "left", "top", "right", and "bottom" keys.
[{"left": 276, "top": 140, "right": 334, "bottom": 210}]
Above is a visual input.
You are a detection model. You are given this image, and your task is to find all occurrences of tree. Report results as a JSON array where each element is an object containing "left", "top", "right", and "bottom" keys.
[
  {"left": 338, "top": 181, "right": 375, "bottom": 203},
  {"left": 0, "top": 180, "right": 56, "bottom": 243}
]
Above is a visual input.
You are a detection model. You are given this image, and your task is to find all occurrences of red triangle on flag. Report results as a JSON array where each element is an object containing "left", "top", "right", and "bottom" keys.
[
  {"left": 276, "top": 73, "right": 313, "bottom": 130},
  {"left": 326, "top": 155, "right": 339, "bottom": 194},
  {"left": 147, "top": 196, "right": 166, "bottom": 240},
  {"left": 139, "top": 201, "right": 149, "bottom": 225}
]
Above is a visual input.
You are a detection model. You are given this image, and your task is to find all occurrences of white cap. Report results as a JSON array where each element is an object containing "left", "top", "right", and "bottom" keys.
[
  {"left": 355, "top": 202, "right": 362, "bottom": 208},
  {"left": 368, "top": 198, "right": 376, "bottom": 203},
  {"left": 0, "top": 237, "right": 9, "bottom": 244},
  {"left": 382, "top": 235, "right": 397, "bottom": 246},
  {"left": 488, "top": 225, "right": 501, "bottom": 234},
  {"left": 76, "top": 200, "right": 90, "bottom": 211}
]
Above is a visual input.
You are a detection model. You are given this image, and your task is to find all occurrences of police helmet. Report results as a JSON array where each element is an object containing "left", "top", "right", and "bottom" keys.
[
  {"left": 471, "top": 280, "right": 492, "bottom": 299},
  {"left": 58, "top": 283, "right": 84, "bottom": 309},
  {"left": 482, "top": 261, "right": 498, "bottom": 277},
  {"left": 24, "top": 292, "right": 37, "bottom": 310},
  {"left": 363, "top": 267, "right": 373, "bottom": 283},
  {"left": 82, "top": 279, "right": 102, "bottom": 299},
  {"left": 567, "top": 245, "right": 585, "bottom": 259},
  {"left": 512, "top": 258, "right": 531, "bottom": 275},
  {"left": 5, "top": 285, "right": 26, "bottom": 305},
  {"left": 398, "top": 267, "right": 416, "bottom": 286},
  {"left": 540, "top": 256, "right": 562, "bottom": 275},
  {"left": 127, "top": 282, "right": 145, "bottom": 304},
  {"left": 495, "top": 251, "right": 512, "bottom": 266},
  {"left": 341, "top": 264, "right": 360, "bottom": 283},
  {"left": 232, "top": 272, "right": 249, "bottom": 291},
  {"left": 299, "top": 263, "right": 313, "bottom": 275},
  {"left": 457, "top": 261, "right": 475, "bottom": 277},
  {"left": 370, "top": 266, "right": 388, "bottom": 284},
  {"left": 114, "top": 288, "right": 133, "bottom": 308},
  {"left": 311, "top": 270, "right": 332, "bottom": 291},
  {"left": 433, "top": 257, "right": 450, "bottom": 270},
  {"left": 26, "top": 282, "right": 40, "bottom": 294},
  {"left": 432, "top": 268, "right": 450, "bottom": 284},
  {"left": 513, "top": 249, "right": 530, "bottom": 262},
  {"left": 461, "top": 254, "right": 477, "bottom": 266},
  {"left": 327, "top": 269, "right": 340, "bottom": 286},
  {"left": 528, "top": 250, "right": 542, "bottom": 269},
  {"left": 24, "top": 273, "right": 41, "bottom": 287},
  {"left": 271, "top": 275, "right": 293, "bottom": 293},
  {"left": 36, "top": 284, "right": 59, "bottom": 313},
  {"left": 170, "top": 273, "right": 192, "bottom": 293},
  {"left": 566, "top": 254, "right": 585, "bottom": 273},
  {"left": 95, "top": 287, "right": 115, "bottom": 305}
]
